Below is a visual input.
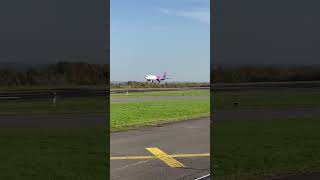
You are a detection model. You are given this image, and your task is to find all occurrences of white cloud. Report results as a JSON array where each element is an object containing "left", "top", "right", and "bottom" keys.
[{"left": 160, "top": 8, "right": 210, "bottom": 24}]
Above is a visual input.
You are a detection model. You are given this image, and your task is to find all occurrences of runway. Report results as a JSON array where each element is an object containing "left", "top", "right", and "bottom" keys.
[
  {"left": 2, "top": 81, "right": 320, "bottom": 101},
  {"left": 110, "top": 117, "right": 210, "bottom": 180},
  {"left": 0, "top": 87, "right": 207, "bottom": 101},
  {"left": 110, "top": 87, "right": 209, "bottom": 94},
  {"left": 0, "top": 89, "right": 108, "bottom": 101},
  {"left": 213, "top": 81, "right": 320, "bottom": 92}
]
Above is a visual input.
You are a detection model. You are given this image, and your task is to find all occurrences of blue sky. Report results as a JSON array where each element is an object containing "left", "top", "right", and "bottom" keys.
[{"left": 111, "top": 0, "right": 210, "bottom": 82}]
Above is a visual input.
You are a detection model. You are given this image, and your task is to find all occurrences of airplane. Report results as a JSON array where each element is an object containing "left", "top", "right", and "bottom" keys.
[{"left": 145, "top": 72, "right": 169, "bottom": 83}]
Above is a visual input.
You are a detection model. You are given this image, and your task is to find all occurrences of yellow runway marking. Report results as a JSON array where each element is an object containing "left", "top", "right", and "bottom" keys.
[
  {"left": 146, "top": 147, "right": 185, "bottom": 168},
  {"left": 111, "top": 155, "right": 156, "bottom": 160},
  {"left": 111, "top": 147, "right": 210, "bottom": 168},
  {"left": 170, "top": 153, "right": 210, "bottom": 158},
  {"left": 110, "top": 153, "right": 210, "bottom": 160}
]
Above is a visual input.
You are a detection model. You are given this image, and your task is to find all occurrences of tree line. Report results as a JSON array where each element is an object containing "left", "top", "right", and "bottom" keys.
[
  {"left": 3, "top": 63, "right": 319, "bottom": 87},
  {"left": 212, "top": 66, "right": 320, "bottom": 83},
  {"left": 0, "top": 62, "right": 109, "bottom": 87}
]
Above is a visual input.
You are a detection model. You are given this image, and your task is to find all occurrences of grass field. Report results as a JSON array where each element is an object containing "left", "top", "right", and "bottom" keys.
[
  {"left": 214, "top": 90, "right": 320, "bottom": 109},
  {"left": 110, "top": 90, "right": 210, "bottom": 131},
  {"left": 0, "top": 96, "right": 109, "bottom": 179},
  {"left": 0, "top": 126, "right": 108, "bottom": 180},
  {"left": 212, "top": 89, "right": 320, "bottom": 179},
  {"left": 212, "top": 117, "right": 320, "bottom": 179},
  {"left": 111, "top": 99, "right": 209, "bottom": 131}
]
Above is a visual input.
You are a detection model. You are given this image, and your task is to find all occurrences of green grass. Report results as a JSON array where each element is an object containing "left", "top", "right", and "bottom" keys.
[
  {"left": 214, "top": 90, "right": 320, "bottom": 109},
  {"left": 212, "top": 90, "right": 320, "bottom": 179},
  {"left": 212, "top": 117, "right": 320, "bottom": 179},
  {"left": 111, "top": 99, "right": 210, "bottom": 131},
  {"left": 0, "top": 97, "right": 108, "bottom": 115},
  {"left": 0, "top": 96, "right": 109, "bottom": 179},
  {"left": 0, "top": 126, "right": 108, "bottom": 180},
  {"left": 111, "top": 89, "right": 209, "bottom": 97}
]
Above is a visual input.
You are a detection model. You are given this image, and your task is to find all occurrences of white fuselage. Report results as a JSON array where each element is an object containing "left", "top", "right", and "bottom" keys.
[{"left": 145, "top": 75, "right": 157, "bottom": 81}]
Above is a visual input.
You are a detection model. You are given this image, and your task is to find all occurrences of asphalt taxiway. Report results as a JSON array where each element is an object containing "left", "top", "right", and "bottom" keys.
[{"left": 110, "top": 117, "right": 210, "bottom": 180}]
